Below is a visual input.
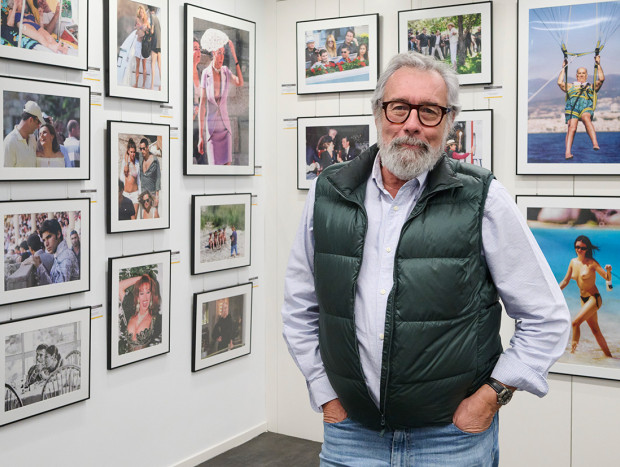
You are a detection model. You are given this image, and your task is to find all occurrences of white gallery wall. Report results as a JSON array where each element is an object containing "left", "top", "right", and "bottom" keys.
[
  {"left": 0, "top": 1, "right": 276, "bottom": 466},
  {"left": 271, "top": 1, "right": 620, "bottom": 466}
]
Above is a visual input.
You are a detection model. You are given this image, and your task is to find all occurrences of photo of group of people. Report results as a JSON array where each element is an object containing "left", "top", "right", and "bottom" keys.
[
  {"left": 192, "top": 283, "right": 251, "bottom": 371},
  {"left": 108, "top": 251, "right": 170, "bottom": 369},
  {"left": 0, "top": 76, "right": 90, "bottom": 181},
  {"left": 398, "top": 3, "right": 492, "bottom": 85},
  {"left": 0, "top": 0, "right": 86, "bottom": 70},
  {"left": 1, "top": 307, "right": 90, "bottom": 427},
  {"left": 108, "top": 0, "right": 167, "bottom": 101},
  {"left": 518, "top": 196, "right": 620, "bottom": 380},
  {"left": 297, "top": 14, "right": 378, "bottom": 94},
  {"left": 297, "top": 115, "right": 376, "bottom": 189},
  {"left": 518, "top": 0, "right": 620, "bottom": 174},
  {"left": 192, "top": 194, "right": 251, "bottom": 274},
  {"left": 444, "top": 110, "right": 492, "bottom": 170},
  {"left": 107, "top": 121, "right": 169, "bottom": 233},
  {"left": 0, "top": 199, "right": 88, "bottom": 306},
  {"left": 186, "top": 5, "right": 255, "bottom": 175}
]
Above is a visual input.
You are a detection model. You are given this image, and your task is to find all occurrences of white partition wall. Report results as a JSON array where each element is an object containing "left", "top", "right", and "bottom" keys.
[{"left": 271, "top": 1, "right": 620, "bottom": 466}]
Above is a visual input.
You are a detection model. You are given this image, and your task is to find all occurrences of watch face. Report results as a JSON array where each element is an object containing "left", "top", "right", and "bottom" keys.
[{"left": 498, "top": 389, "right": 513, "bottom": 405}]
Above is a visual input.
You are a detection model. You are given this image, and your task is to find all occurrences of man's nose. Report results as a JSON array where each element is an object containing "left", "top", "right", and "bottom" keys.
[{"left": 401, "top": 108, "right": 422, "bottom": 133}]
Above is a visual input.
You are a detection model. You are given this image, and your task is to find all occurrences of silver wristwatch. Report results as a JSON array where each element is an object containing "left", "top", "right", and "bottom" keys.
[{"left": 486, "top": 378, "right": 514, "bottom": 405}]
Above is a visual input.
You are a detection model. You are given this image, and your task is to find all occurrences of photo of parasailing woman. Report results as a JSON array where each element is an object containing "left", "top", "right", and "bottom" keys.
[
  {"left": 518, "top": 0, "right": 620, "bottom": 174},
  {"left": 557, "top": 55, "right": 604, "bottom": 159}
]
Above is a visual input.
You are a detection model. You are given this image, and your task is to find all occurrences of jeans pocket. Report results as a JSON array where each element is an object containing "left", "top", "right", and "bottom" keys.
[
  {"left": 450, "top": 421, "right": 492, "bottom": 436},
  {"left": 324, "top": 417, "right": 350, "bottom": 426}
]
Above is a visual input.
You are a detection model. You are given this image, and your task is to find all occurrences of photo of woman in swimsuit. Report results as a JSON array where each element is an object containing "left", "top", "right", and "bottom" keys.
[{"left": 559, "top": 235, "right": 613, "bottom": 357}]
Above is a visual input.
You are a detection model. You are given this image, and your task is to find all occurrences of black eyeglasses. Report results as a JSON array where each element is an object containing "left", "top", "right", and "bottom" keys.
[
  {"left": 575, "top": 246, "right": 588, "bottom": 251},
  {"left": 381, "top": 101, "right": 451, "bottom": 127}
]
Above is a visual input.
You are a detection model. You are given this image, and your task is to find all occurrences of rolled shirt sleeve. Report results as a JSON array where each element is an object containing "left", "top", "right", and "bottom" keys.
[{"left": 483, "top": 180, "right": 571, "bottom": 396}]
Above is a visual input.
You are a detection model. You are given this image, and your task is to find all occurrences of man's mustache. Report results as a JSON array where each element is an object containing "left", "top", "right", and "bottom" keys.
[{"left": 389, "top": 136, "right": 430, "bottom": 152}]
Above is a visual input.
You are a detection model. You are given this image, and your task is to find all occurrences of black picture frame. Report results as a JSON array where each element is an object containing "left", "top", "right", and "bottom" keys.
[
  {"left": 192, "top": 282, "right": 252, "bottom": 371},
  {"left": 191, "top": 193, "right": 252, "bottom": 275},
  {"left": 397, "top": 1, "right": 492, "bottom": 86},
  {"left": 106, "top": 120, "right": 171, "bottom": 233},
  {"left": 0, "top": 0, "right": 89, "bottom": 71},
  {"left": 184, "top": 4, "right": 256, "bottom": 176},
  {"left": 297, "top": 114, "right": 377, "bottom": 190},
  {"left": 296, "top": 13, "right": 380, "bottom": 95},
  {"left": 0, "top": 75, "right": 90, "bottom": 181},
  {"left": 107, "top": 250, "right": 171, "bottom": 369},
  {"left": 104, "top": 0, "right": 169, "bottom": 102},
  {"left": 0, "top": 198, "right": 90, "bottom": 306},
  {"left": 1, "top": 306, "right": 91, "bottom": 427}
]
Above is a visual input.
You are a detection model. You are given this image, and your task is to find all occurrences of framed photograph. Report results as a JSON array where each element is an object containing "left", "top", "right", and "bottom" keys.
[
  {"left": 517, "top": 195, "right": 620, "bottom": 380},
  {"left": 192, "top": 282, "right": 252, "bottom": 371},
  {"left": 106, "top": 120, "right": 170, "bottom": 233},
  {"left": 0, "top": 76, "right": 90, "bottom": 181},
  {"left": 104, "top": 0, "right": 169, "bottom": 102},
  {"left": 297, "top": 114, "right": 377, "bottom": 190},
  {"left": 446, "top": 109, "right": 493, "bottom": 170},
  {"left": 398, "top": 1, "right": 492, "bottom": 86},
  {"left": 107, "top": 250, "right": 171, "bottom": 369},
  {"left": 296, "top": 14, "right": 379, "bottom": 95},
  {"left": 184, "top": 4, "right": 255, "bottom": 176},
  {"left": 517, "top": 0, "right": 620, "bottom": 175},
  {"left": 191, "top": 193, "right": 251, "bottom": 275},
  {"left": 2, "top": 307, "right": 91, "bottom": 427},
  {"left": 1, "top": 198, "right": 90, "bottom": 306},
  {"left": 0, "top": 0, "right": 88, "bottom": 71}
]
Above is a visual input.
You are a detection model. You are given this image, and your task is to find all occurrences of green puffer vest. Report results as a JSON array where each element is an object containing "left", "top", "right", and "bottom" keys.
[{"left": 314, "top": 144, "right": 503, "bottom": 430}]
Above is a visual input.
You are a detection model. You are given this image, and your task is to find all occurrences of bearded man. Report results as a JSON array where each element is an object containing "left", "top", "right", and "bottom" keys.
[{"left": 281, "top": 52, "right": 569, "bottom": 466}]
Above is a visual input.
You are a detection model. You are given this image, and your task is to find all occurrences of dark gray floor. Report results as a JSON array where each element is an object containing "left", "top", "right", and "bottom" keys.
[{"left": 199, "top": 432, "right": 321, "bottom": 466}]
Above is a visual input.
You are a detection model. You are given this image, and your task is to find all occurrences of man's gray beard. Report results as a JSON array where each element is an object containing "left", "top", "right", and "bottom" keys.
[{"left": 378, "top": 134, "right": 444, "bottom": 181}]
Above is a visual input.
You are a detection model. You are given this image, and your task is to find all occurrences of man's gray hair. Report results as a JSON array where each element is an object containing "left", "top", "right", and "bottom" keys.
[{"left": 370, "top": 52, "right": 462, "bottom": 122}]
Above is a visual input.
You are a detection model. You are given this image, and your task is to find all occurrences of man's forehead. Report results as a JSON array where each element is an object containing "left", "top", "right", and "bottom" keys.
[{"left": 383, "top": 68, "right": 448, "bottom": 103}]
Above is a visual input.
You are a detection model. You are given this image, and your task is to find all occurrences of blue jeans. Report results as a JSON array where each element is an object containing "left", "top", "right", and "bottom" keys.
[
  {"left": 320, "top": 414, "right": 499, "bottom": 466},
  {"left": 231, "top": 244, "right": 238, "bottom": 256}
]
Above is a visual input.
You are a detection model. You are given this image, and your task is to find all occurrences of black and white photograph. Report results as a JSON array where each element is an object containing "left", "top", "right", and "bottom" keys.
[
  {"left": 445, "top": 109, "right": 493, "bottom": 170},
  {"left": 296, "top": 14, "right": 379, "bottom": 95},
  {"left": 108, "top": 250, "right": 171, "bottom": 369},
  {"left": 191, "top": 193, "right": 251, "bottom": 275},
  {"left": 0, "top": 76, "right": 90, "bottom": 181},
  {"left": 0, "top": 0, "right": 88, "bottom": 70},
  {"left": 107, "top": 121, "right": 170, "bottom": 233},
  {"left": 297, "top": 115, "right": 377, "bottom": 190},
  {"left": 105, "top": 0, "right": 168, "bottom": 102},
  {"left": 1, "top": 198, "right": 90, "bottom": 306},
  {"left": 398, "top": 2, "right": 492, "bottom": 85},
  {"left": 184, "top": 4, "right": 255, "bottom": 176},
  {"left": 2, "top": 306, "right": 90, "bottom": 427},
  {"left": 192, "top": 282, "right": 252, "bottom": 371}
]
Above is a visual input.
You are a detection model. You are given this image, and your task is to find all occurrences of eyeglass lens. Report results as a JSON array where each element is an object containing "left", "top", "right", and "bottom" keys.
[{"left": 384, "top": 102, "right": 444, "bottom": 126}]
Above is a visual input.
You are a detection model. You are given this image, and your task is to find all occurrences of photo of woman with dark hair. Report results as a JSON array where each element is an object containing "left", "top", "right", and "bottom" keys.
[
  {"left": 118, "top": 270, "right": 162, "bottom": 354},
  {"left": 559, "top": 235, "right": 613, "bottom": 357}
]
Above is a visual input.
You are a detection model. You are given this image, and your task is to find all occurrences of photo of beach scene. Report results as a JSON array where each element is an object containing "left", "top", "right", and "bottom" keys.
[{"left": 518, "top": 196, "right": 620, "bottom": 379}]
